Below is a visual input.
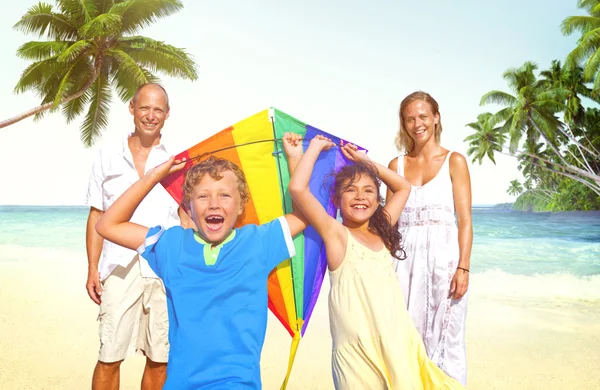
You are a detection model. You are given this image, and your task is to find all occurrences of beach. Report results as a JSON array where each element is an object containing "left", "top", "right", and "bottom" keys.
[
  {"left": 1, "top": 255, "right": 599, "bottom": 389},
  {"left": 1, "top": 207, "right": 599, "bottom": 389}
]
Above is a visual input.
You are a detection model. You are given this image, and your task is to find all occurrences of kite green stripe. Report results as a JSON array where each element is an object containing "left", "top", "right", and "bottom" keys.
[{"left": 273, "top": 108, "right": 306, "bottom": 321}]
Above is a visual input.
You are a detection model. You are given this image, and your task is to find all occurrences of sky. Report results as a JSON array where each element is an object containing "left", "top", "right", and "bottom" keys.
[{"left": 0, "top": 0, "right": 584, "bottom": 206}]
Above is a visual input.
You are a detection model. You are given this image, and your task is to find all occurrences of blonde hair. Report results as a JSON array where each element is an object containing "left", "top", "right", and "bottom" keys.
[
  {"left": 396, "top": 91, "right": 443, "bottom": 153},
  {"left": 182, "top": 156, "right": 249, "bottom": 209}
]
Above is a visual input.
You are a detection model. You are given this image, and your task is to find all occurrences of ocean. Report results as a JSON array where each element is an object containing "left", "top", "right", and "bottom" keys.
[{"left": 1, "top": 206, "right": 599, "bottom": 300}]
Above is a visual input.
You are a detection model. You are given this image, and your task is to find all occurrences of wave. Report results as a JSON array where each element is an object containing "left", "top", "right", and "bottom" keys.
[
  {"left": 0, "top": 244, "right": 82, "bottom": 263},
  {"left": 472, "top": 268, "right": 600, "bottom": 300}
]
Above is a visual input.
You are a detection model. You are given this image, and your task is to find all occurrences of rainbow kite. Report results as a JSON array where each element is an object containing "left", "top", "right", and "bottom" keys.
[{"left": 161, "top": 108, "right": 365, "bottom": 388}]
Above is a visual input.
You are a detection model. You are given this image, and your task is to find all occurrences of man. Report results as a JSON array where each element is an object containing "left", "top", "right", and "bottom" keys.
[{"left": 85, "top": 83, "right": 188, "bottom": 389}]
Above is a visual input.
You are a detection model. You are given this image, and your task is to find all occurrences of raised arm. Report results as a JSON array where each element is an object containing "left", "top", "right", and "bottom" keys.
[
  {"left": 288, "top": 136, "right": 344, "bottom": 246},
  {"left": 341, "top": 143, "right": 411, "bottom": 225},
  {"left": 96, "top": 157, "right": 186, "bottom": 251},
  {"left": 281, "top": 133, "right": 310, "bottom": 237}
]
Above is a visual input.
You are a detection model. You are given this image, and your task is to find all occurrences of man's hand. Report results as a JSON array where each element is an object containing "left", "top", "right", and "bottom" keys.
[{"left": 86, "top": 270, "right": 102, "bottom": 305}]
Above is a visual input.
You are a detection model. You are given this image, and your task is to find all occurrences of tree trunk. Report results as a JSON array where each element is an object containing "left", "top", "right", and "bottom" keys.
[
  {"left": 0, "top": 71, "right": 98, "bottom": 129},
  {"left": 527, "top": 114, "right": 600, "bottom": 187}
]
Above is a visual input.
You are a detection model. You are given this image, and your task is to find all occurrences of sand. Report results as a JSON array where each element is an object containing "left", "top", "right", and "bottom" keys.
[{"left": 1, "top": 256, "right": 599, "bottom": 389}]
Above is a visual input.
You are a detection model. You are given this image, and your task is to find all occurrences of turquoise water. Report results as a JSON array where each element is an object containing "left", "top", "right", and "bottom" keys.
[{"left": 1, "top": 205, "right": 599, "bottom": 298}]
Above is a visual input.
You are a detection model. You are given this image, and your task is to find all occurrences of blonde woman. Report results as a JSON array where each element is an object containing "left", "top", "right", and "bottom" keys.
[{"left": 387, "top": 91, "right": 472, "bottom": 385}]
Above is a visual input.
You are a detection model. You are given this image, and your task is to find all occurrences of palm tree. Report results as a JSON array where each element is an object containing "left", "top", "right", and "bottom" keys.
[
  {"left": 561, "top": 0, "right": 600, "bottom": 89},
  {"left": 477, "top": 61, "right": 600, "bottom": 195},
  {"left": 506, "top": 180, "right": 523, "bottom": 197},
  {"left": 538, "top": 60, "right": 596, "bottom": 126},
  {"left": 1, "top": 0, "right": 198, "bottom": 146},
  {"left": 463, "top": 112, "right": 506, "bottom": 164}
]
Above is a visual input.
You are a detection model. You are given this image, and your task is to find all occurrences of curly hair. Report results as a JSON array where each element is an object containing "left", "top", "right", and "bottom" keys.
[
  {"left": 182, "top": 156, "right": 250, "bottom": 210},
  {"left": 396, "top": 91, "right": 443, "bottom": 153},
  {"left": 332, "top": 162, "right": 406, "bottom": 261}
]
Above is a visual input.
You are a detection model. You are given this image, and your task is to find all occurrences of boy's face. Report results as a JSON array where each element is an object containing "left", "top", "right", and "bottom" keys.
[{"left": 187, "top": 170, "right": 244, "bottom": 245}]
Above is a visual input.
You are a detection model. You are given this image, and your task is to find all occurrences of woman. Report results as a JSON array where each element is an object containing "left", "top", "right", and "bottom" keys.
[{"left": 387, "top": 91, "right": 472, "bottom": 386}]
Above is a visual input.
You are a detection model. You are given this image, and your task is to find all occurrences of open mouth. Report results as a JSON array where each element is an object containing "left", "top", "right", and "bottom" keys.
[
  {"left": 352, "top": 204, "right": 368, "bottom": 210},
  {"left": 205, "top": 215, "right": 225, "bottom": 231}
]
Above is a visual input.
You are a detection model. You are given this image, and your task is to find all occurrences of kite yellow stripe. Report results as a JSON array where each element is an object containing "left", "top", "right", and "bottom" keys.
[{"left": 233, "top": 109, "right": 296, "bottom": 328}]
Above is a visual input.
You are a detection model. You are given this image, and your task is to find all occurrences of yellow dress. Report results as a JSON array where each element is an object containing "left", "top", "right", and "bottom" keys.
[{"left": 328, "top": 229, "right": 464, "bottom": 390}]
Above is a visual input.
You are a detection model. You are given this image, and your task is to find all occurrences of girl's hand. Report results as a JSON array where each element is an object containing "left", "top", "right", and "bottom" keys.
[
  {"left": 340, "top": 140, "right": 369, "bottom": 163},
  {"left": 148, "top": 156, "right": 187, "bottom": 181},
  {"left": 309, "top": 135, "right": 335, "bottom": 151},
  {"left": 282, "top": 132, "right": 304, "bottom": 160}
]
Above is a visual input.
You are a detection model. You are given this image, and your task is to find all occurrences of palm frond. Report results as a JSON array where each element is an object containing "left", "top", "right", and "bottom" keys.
[
  {"left": 480, "top": 90, "right": 517, "bottom": 106},
  {"left": 56, "top": 0, "right": 97, "bottom": 24},
  {"left": 57, "top": 40, "right": 92, "bottom": 62},
  {"left": 107, "top": 48, "right": 154, "bottom": 88},
  {"left": 81, "top": 72, "right": 112, "bottom": 147},
  {"left": 52, "top": 54, "right": 93, "bottom": 106},
  {"left": 109, "top": 0, "right": 183, "bottom": 34},
  {"left": 561, "top": 15, "right": 600, "bottom": 35},
  {"left": 13, "top": 3, "right": 78, "bottom": 40},
  {"left": 119, "top": 37, "right": 198, "bottom": 79},
  {"left": 111, "top": 63, "right": 158, "bottom": 102},
  {"left": 13, "top": 56, "right": 62, "bottom": 94},
  {"left": 16, "top": 41, "right": 71, "bottom": 60},
  {"left": 62, "top": 88, "right": 92, "bottom": 123},
  {"left": 79, "top": 13, "right": 122, "bottom": 38}
]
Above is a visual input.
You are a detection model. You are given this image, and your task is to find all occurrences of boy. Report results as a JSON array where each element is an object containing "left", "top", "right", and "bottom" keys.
[{"left": 96, "top": 133, "right": 308, "bottom": 389}]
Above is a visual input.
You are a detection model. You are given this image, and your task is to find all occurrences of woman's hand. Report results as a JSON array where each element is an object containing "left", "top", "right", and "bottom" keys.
[{"left": 450, "top": 268, "right": 469, "bottom": 300}]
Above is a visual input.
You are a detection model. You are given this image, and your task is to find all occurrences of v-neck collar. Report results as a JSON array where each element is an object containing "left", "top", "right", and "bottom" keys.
[{"left": 193, "top": 230, "right": 237, "bottom": 266}]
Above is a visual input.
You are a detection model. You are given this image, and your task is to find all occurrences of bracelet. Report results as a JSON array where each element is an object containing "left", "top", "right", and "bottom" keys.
[{"left": 457, "top": 266, "right": 469, "bottom": 273}]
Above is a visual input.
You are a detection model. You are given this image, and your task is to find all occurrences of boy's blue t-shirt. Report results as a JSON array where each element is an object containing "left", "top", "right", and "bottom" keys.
[{"left": 139, "top": 217, "right": 296, "bottom": 389}]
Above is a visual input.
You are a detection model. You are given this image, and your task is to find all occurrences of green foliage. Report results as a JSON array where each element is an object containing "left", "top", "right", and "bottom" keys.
[
  {"left": 464, "top": 3, "right": 600, "bottom": 210},
  {"left": 10, "top": 0, "right": 198, "bottom": 146},
  {"left": 512, "top": 191, "right": 551, "bottom": 212},
  {"left": 547, "top": 180, "right": 600, "bottom": 211}
]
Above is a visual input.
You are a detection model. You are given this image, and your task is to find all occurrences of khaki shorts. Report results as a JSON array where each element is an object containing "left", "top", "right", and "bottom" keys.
[{"left": 97, "top": 256, "right": 169, "bottom": 363}]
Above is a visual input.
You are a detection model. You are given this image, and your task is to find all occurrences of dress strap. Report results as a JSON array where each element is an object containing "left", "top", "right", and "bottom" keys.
[
  {"left": 443, "top": 151, "right": 453, "bottom": 175},
  {"left": 396, "top": 154, "right": 405, "bottom": 176}
]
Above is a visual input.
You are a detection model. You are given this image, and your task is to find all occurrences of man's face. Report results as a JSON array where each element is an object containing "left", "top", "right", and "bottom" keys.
[
  {"left": 187, "top": 170, "right": 244, "bottom": 245},
  {"left": 129, "top": 85, "right": 170, "bottom": 137}
]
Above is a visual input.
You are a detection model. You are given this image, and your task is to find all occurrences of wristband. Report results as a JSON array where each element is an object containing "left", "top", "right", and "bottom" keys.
[{"left": 457, "top": 266, "right": 469, "bottom": 273}]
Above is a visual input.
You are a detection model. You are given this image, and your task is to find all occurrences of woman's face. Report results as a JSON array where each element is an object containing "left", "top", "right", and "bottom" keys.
[{"left": 402, "top": 100, "right": 440, "bottom": 146}]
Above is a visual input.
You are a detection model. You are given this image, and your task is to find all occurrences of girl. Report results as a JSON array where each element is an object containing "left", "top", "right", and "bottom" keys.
[
  {"left": 388, "top": 91, "right": 472, "bottom": 385},
  {"left": 289, "top": 136, "right": 463, "bottom": 389}
]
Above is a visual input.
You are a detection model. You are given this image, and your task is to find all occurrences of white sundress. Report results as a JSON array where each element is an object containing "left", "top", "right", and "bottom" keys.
[{"left": 395, "top": 152, "right": 469, "bottom": 386}]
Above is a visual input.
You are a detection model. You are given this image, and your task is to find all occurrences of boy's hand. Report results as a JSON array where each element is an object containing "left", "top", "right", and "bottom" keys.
[
  {"left": 309, "top": 135, "right": 335, "bottom": 151},
  {"left": 148, "top": 156, "right": 187, "bottom": 181},
  {"left": 340, "top": 141, "right": 369, "bottom": 163},
  {"left": 282, "top": 132, "right": 303, "bottom": 160}
]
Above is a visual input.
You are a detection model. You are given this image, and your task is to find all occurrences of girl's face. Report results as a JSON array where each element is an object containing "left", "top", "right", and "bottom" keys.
[
  {"left": 338, "top": 174, "right": 379, "bottom": 226},
  {"left": 402, "top": 100, "right": 439, "bottom": 147}
]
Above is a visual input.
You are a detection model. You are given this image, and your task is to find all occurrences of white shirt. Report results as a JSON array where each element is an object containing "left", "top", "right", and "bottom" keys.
[{"left": 85, "top": 133, "right": 181, "bottom": 281}]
